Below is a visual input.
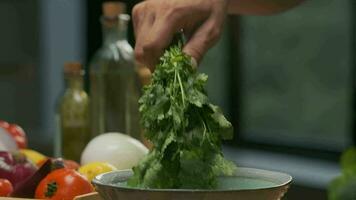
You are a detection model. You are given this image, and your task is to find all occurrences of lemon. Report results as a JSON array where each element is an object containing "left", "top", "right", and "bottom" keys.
[
  {"left": 20, "top": 149, "right": 47, "bottom": 165},
  {"left": 79, "top": 162, "right": 117, "bottom": 181}
]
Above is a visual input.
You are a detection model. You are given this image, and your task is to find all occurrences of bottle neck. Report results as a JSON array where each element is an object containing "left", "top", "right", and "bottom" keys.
[
  {"left": 101, "top": 16, "right": 128, "bottom": 46},
  {"left": 66, "top": 76, "right": 84, "bottom": 90}
]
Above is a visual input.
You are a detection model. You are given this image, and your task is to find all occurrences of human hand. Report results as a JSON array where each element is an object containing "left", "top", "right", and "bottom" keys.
[{"left": 132, "top": 0, "right": 228, "bottom": 70}]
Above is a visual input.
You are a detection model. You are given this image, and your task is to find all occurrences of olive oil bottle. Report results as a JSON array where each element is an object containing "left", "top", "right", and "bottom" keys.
[
  {"left": 89, "top": 2, "right": 141, "bottom": 140},
  {"left": 58, "top": 62, "right": 90, "bottom": 161}
]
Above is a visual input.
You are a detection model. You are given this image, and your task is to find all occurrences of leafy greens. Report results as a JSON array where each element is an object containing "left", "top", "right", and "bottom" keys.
[
  {"left": 127, "top": 42, "right": 236, "bottom": 189},
  {"left": 328, "top": 147, "right": 356, "bottom": 200}
]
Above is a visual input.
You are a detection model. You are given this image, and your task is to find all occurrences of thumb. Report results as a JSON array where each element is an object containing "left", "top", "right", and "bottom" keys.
[{"left": 183, "top": 17, "right": 222, "bottom": 66}]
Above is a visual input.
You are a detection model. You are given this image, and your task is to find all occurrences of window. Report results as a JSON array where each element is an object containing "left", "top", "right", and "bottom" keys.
[{"left": 233, "top": 0, "right": 353, "bottom": 153}]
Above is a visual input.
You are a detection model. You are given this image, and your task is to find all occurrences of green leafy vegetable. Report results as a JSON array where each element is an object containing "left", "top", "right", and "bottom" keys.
[
  {"left": 127, "top": 42, "right": 236, "bottom": 189},
  {"left": 328, "top": 147, "right": 356, "bottom": 200},
  {"left": 328, "top": 174, "right": 356, "bottom": 200},
  {"left": 341, "top": 147, "right": 356, "bottom": 173}
]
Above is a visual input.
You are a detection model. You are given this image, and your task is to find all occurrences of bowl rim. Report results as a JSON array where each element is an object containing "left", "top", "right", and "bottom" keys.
[{"left": 92, "top": 167, "right": 293, "bottom": 192}]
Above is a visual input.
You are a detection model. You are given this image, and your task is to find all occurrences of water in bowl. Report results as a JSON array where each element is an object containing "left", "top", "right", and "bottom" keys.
[
  {"left": 217, "top": 176, "right": 277, "bottom": 190},
  {"left": 114, "top": 176, "right": 277, "bottom": 190}
]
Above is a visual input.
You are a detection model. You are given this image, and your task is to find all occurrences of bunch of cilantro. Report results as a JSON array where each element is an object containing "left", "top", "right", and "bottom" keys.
[{"left": 127, "top": 42, "right": 236, "bottom": 189}]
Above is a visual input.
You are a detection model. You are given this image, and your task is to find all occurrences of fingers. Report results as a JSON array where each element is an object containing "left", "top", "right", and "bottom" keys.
[
  {"left": 183, "top": 16, "right": 222, "bottom": 65},
  {"left": 132, "top": 0, "right": 226, "bottom": 70},
  {"left": 133, "top": 2, "right": 180, "bottom": 70},
  {"left": 132, "top": 3, "right": 156, "bottom": 69},
  {"left": 141, "top": 17, "right": 178, "bottom": 70},
  {"left": 190, "top": 57, "right": 198, "bottom": 69}
]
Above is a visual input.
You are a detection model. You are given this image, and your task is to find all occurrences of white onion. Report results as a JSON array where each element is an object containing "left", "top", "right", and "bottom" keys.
[{"left": 81, "top": 132, "right": 148, "bottom": 170}]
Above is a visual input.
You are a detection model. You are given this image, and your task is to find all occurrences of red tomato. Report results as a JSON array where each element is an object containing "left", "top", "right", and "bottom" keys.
[
  {"left": 63, "top": 160, "right": 80, "bottom": 170},
  {"left": 0, "top": 179, "right": 13, "bottom": 197},
  {"left": 35, "top": 168, "right": 94, "bottom": 200},
  {"left": 6, "top": 124, "right": 27, "bottom": 149}
]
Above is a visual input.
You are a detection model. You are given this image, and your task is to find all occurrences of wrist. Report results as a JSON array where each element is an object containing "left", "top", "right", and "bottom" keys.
[{"left": 211, "top": 0, "right": 229, "bottom": 15}]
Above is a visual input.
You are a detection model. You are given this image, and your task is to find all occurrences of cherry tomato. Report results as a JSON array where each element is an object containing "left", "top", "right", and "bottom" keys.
[
  {"left": 6, "top": 124, "right": 27, "bottom": 149},
  {"left": 0, "top": 179, "right": 13, "bottom": 197},
  {"left": 35, "top": 168, "right": 94, "bottom": 200}
]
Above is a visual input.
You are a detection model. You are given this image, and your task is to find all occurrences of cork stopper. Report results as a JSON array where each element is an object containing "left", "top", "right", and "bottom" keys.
[
  {"left": 64, "top": 62, "right": 83, "bottom": 76},
  {"left": 102, "top": 1, "right": 126, "bottom": 18}
]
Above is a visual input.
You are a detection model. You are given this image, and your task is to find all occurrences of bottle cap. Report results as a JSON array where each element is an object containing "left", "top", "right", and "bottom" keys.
[
  {"left": 102, "top": 1, "right": 126, "bottom": 18},
  {"left": 64, "top": 62, "right": 83, "bottom": 76}
]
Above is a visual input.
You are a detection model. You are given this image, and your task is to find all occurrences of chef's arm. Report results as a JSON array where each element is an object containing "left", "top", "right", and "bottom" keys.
[{"left": 228, "top": 0, "right": 305, "bottom": 15}]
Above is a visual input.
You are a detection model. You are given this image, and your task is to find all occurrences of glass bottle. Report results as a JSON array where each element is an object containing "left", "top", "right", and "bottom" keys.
[
  {"left": 90, "top": 2, "right": 141, "bottom": 140},
  {"left": 59, "top": 62, "right": 90, "bottom": 162}
]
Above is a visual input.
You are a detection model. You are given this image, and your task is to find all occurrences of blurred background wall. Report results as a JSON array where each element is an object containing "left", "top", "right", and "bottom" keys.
[{"left": 0, "top": 0, "right": 86, "bottom": 153}]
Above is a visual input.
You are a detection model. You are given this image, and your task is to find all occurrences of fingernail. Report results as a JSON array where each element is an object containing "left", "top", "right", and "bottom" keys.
[{"left": 191, "top": 57, "right": 198, "bottom": 69}]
